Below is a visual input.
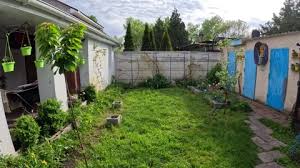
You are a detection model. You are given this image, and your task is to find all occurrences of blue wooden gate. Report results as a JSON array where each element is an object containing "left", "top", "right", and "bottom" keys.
[
  {"left": 228, "top": 51, "right": 236, "bottom": 76},
  {"left": 243, "top": 50, "right": 257, "bottom": 99},
  {"left": 266, "top": 48, "right": 289, "bottom": 111}
]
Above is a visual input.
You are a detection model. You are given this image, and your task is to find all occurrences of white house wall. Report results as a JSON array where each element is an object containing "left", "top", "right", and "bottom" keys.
[{"left": 85, "top": 38, "right": 114, "bottom": 90}]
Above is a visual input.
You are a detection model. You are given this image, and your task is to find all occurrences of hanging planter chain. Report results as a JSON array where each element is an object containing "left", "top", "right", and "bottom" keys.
[
  {"left": 21, "top": 25, "right": 31, "bottom": 47},
  {"left": 4, "top": 33, "right": 14, "bottom": 62}
]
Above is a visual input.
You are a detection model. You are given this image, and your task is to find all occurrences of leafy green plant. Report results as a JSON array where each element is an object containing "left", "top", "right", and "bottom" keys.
[
  {"left": 13, "top": 115, "right": 40, "bottom": 149},
  {"left": 35, "top": 22, "right": 86, "bottom": 74},
  {"left": 143, "top": 73, "right": 170, "bottom": 89},
  {"left": 216, "top": 62, "right": 237, "bottom": 102},
  {"left": 36, "top": 99, "right": 67, "bottom": 137},
  {"left": 289, "top": 134, "right": 300, "bottom": 163},
  {"left": 207, "top": 63, "right": 222, "bottom": 85},
  {"left": 80, "top": 85, "right": 97, "bottom": 104},
  {"left": 229, "top": 101, "right": 252, "bottom": 112}
]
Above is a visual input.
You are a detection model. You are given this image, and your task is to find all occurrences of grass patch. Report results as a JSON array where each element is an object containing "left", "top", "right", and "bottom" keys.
[
  {"left": 77, "top": 88, "right": 257, "bottom": 168},
  {"left": 260, "top": 118, "right": 300, "bottom": 168}
]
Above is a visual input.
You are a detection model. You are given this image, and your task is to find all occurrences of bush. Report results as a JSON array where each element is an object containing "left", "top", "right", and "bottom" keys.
[
  {"left": 36, "top": 99, "right": 67, "bottom": 137},
  {"left": 229, "top": 101, "right": 252, "bottom": 112},
  {"left": 80, "top": 85, "right": 97, "bottom": 103},
  {"left": 175, "top": 79, "right": 198, "bottom": 87},
  {"left": 207, "top": 63, "right": 222, "bottom": 85},
  {"left": 143, "top": 73, "right": 170, "bottom": 89},
  {"left": 13, "top": 115, "right": 40, "bottom": 149}
]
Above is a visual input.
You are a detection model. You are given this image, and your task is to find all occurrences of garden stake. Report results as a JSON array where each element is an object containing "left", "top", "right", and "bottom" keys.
[{"left": 65, "top": 78, "right": 89, "bottom": 168}]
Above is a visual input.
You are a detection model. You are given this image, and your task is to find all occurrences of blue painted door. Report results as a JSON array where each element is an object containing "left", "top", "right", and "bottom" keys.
[
  {"left": 266, "top": 48, "right": 289, "bottom": 111},
  {"left": 243, "top": 50, "right": 257, "bottom": 99},
  {"left": 228, "top": 51, "right": 236, "bottom": 76}
]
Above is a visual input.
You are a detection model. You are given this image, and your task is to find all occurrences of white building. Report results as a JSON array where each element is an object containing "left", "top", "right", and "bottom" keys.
[{"left": 0, "top": 0, "right": 118, "bottom": 155}]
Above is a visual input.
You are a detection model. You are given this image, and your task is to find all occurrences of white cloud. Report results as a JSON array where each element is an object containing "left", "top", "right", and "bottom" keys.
[{"left": 60, "top": 0, "right": 285, "bottom": 36}]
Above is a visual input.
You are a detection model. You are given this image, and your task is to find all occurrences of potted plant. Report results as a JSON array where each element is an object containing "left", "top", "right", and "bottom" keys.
[
  {"left": 34, "top": 57, "right": 45, "bottom": 68},
  {"left": 20, "top": 26, "right": 32, "bottom": 56},
  {"left": 292, "top": 64, "right": 296, "bottom": 72},
  {"left": 296, "top": 63, "right": 300, "bottom": 72},
  {"left": 2, "top": 34, "right": 15, "bottom": 73},
  {"left": 293, "top": 50, "right": 298, "bottom": 58}
]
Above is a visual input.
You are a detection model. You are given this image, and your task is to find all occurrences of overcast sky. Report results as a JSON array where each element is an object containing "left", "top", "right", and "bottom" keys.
[{"left": 61, "top": 0, "right": 285, "bottom": 37}]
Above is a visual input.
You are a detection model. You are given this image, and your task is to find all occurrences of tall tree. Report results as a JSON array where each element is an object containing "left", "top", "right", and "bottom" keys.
[
  {"left": 168, "top": 9, "right": 189, "bottom": 50},
  {"left": 160, "top": 29, "right": 173, "bottom": 51},
  {"left": 200, "top": 16, "right": 228, "bottom": 41},
  {"left": 123, "top": 22, "right": 134, "bottom": 51},
  {"left": 153, "top": 18, "right": 165, "bottom": 50},
  {"left": 149, "top": 29, "right": 156, "bottom": 51},
  {"left": 224, "top": 20, "right": 249, "bottom": 38},
  {"left": 187, "top": 23, "right": 201, "bottom": 43},
  {"left": 141, "top": 24, "right": 151, "bottom": 51},
  {"left": 261, "top": 0, "right": 300, "bottom": 35},
  {"left": 124, "top": 17, "right": 145, "bottom": 50}
]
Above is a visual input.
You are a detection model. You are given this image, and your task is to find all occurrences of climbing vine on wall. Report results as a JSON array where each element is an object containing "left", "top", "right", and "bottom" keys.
[{"left": 92, "top": 46, "right": 106, "bottom": 90}]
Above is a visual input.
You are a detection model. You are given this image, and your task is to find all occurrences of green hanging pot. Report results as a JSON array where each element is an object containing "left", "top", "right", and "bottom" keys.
[
  {"left": 20, "top": 46, "right": 32, "bottom": 56},
  {"left": 35, "top": 60, "right": 45, "bottom": 68},
  {"left": 2, "top": 62, "right": 15, "bottom": 72}
]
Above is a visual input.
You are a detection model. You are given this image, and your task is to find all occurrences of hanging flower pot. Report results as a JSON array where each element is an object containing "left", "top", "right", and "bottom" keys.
[
  {"left": 34, "top": 59, "right": 45, "bottom": 68},
  {"left": 20, "top": 25, "right": 32, "bottom": 56},
  {"left": 20, "top": 46, "right": 32, "bottom": 56},
  {"left": 2, "top": 61, "right": 15, "bottom": 73},
  {"left": 2, "top": 34, "right": 15, "bottom": 73}
]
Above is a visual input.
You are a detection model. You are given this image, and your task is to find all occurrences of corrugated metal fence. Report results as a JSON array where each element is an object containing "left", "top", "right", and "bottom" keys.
[{"left": 115, "top": 51, "right": 221, "bottom": 84}]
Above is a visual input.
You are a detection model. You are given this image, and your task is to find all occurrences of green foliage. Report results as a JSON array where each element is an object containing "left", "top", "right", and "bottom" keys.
[
  {"left": 77, "top": 88, "right": 257, "bottom": 167},
  {"left": 141, "top": 24, "right": 152, "bottom": 51},
  {"left": 153, "top": 18, "right": 165, "bottom": 50},
  {"left": 36, "top": 99, "right": 67, "bottom": 137},
  {"left": 124, "top": 22, "right": 134, "bottom": 51},
  {"left": 201, "top": 16, "right": 248, "bottom": 41},
  {"left": 175, "top": 78, "right": 200, "bottom": 87},
  {"left": 124, "top": 17, "right": 145, "bottom": 50},
  {"left": 168, "top": 9, "right": 189, "bottom": 50},
  {"left": 80, "top": 85, "right": 97, "bottom": 104},
  {"left": 160, "top": 29, "right": 173, "bottom": 51},
  {"left": 13, "top": 115, "right": 40, "bottom": 149},
  {"left": 261, "top": 0, "right": 300, "bottom": 35},
  {"left": 215, "top": 63, "right": 237, "bottom": 91},
  {"left": 143, "top": 73, "right": 170, "bottom": 89},
  {"left": 206, "top": 63, "right": 222, "bottom": 85},
  {"left": 0, "top": 86, "right": 123, "bottom": 168},
  {"left": 229, "top": 101, "right": 252, "bottom": 112},
  {"left": 89, "top": 15, "right": 98, "bottom": 23},
  {"left": 187, "top": 23, "right": 201, "bottom": 43},
  {"left": 149, "top": 29, "right": 156, "bottom": 51},
  {"left": 35, "top": 23, "right": 86, "bottom": 74}
]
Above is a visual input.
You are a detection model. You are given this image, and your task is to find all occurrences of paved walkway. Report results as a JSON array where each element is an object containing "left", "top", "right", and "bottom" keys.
[{"left": 245, "top": 101, "right": 289, "bottom": 168}]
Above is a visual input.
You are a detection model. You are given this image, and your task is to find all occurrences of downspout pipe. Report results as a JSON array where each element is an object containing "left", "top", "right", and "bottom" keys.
[{"left": 22, "top": 0, "right": 119, "bottom": 46}]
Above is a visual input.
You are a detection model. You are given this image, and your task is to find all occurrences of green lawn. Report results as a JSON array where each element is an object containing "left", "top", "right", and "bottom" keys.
[{"left": 77, "top": 88, "right": 257, "bottom": 168}]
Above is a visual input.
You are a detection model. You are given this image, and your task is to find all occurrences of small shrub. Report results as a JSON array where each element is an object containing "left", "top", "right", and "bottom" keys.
[
  {"left": 36, "top": 99, "right": 67, "bottom": 137},
  {"left": 207, "top": 63, "right": 222, "bottom": 85},
  {"left": 80, "top": 85, "right": 97, "bottom": 103},
  {"left": 175, "top": 79, "right": 199, "bottom": 87},
  {"left": 13, "top": 115, "right": 40, "bottom": 149},
  {"left": 143, "top": 73, "right": 170, "bottom": 89},
  {"left": 289, "top": 134, "right": 300, "bottom": 162},
  {"left": 230, "top": 101, "right": 252, "bottom": 112}
]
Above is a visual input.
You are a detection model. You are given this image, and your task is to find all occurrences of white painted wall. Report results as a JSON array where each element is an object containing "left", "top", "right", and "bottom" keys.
[
  {"left": 81, "top": 37, "right": 114, "bottom": 90},
  {"left": 35, "top": 43, "right": 68, "bottom": 110},
  {"left": 0, "top": 93, "right": 15, "bottom": 155}
]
